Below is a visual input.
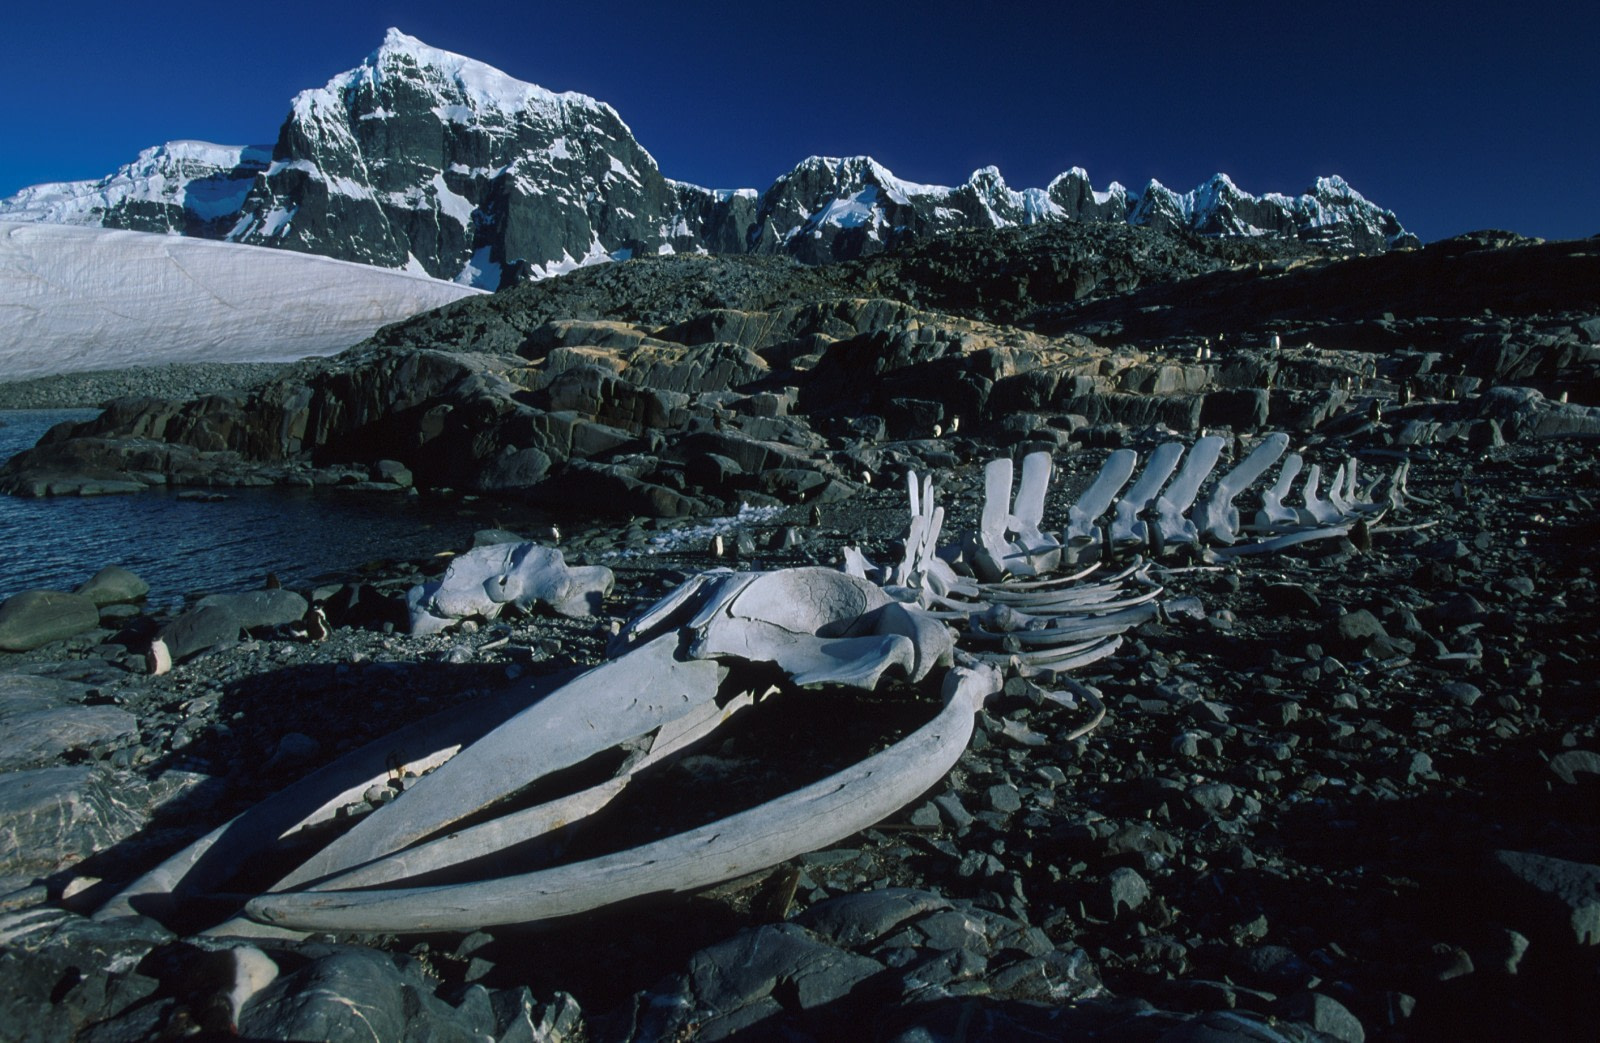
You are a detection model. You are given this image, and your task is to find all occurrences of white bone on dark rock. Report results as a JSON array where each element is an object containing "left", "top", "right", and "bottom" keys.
[
  {"left": 239, "top": 663, "right": 1002, "bottom": 934},
  {"left": 1111, "top": 441, "right": 1183, "bottom": 546},
  {"left": 1065, "top": 448, "right": 1136, "bottom": 544},
  {"left": 1195, "top": 433, "right": 1289, "bottom": 544},
  {"left": 1153, "top": 434, "right": 1225, "bottom": 545}
]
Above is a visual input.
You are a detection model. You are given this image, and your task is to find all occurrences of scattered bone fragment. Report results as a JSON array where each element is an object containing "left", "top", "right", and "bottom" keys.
[{"left": 406, "top": 542, "right": 613, "bottom": 635}]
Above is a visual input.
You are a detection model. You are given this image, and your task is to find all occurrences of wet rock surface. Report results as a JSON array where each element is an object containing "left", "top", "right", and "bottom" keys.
[{"left": 0, "top": 227, "right": 1597, "bottom": 1040}]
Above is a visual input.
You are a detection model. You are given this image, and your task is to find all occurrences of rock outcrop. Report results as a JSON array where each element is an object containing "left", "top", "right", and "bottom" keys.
[{"left": 7, "top": 231, "right": 1598, "bottom": 515}]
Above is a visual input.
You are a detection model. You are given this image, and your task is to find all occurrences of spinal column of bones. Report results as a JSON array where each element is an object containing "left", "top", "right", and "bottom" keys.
[{"left": 848, "top": 431, "right": 1405, "bottom": 685}]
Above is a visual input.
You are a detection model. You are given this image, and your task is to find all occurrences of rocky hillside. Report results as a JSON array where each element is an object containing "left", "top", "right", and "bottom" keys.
[
  {"left": 4, "top": 225, "right": 1596, "bottom": 516},
  {"left": 0, "top": 30, "right": 1418, "bottom": 290}
]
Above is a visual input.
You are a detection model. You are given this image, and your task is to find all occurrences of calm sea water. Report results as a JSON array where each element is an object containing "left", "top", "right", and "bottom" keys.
[{"left": 0, "top": 410, "right": 503, "bottom": 607}]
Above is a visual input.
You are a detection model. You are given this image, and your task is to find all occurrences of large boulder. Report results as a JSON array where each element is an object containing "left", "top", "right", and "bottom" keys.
[
  {"left": 0, "top": 590, "right": 101, "bottom": 652},
  {"left": 0, "top": 768, "right": 147, "bottom": 882},
  {"left": 1487, "top": 850, "right": 1600, "bottom": 949},
  {"left": 73, "top": 565, "right": 150, "bottom": 606},
  {"left": 193, "top": 589, "right": 308, "bottom": 630},
  {"left": 152, "top": 604, "right": 246, "bottom": 667}
]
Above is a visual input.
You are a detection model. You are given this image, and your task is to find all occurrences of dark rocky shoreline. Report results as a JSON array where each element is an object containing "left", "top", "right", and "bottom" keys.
[
  {"left": 1, "top": 225, "right": 1597, "bottom": 1041},
  {"left": 0, "top": 363, "right": 301, "bottom": 412}
]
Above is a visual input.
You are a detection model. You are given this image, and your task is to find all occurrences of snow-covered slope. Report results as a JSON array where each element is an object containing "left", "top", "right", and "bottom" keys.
[
  {"left": 0, "top": 222, "right": 481, "bottom": 379},
  {"left": 0, "top": 30, "right": 1418, "bottom": 290}
]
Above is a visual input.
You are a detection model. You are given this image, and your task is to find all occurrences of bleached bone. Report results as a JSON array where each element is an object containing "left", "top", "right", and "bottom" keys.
[
  {"left": 1342, "top": 459, "right": 1392, "bottom": 517},
  {"left": 1298, "top": 463, "right": 1341, "bottom": 525},
  {"left": 892, "top": 471, "right": 936, "bottom": 586},
  {"left": 275, "top": 635, "right": 726, "bottom": 891},
  {"left": 983, "top": 557, "right": 1139, "bottom": 592},
  {"left": 96, "top": 678, "right": 561, "bottom": 923},
  {"left": 967, "top": 602, "right": 1163, "bottom": 646},
  {"left": 975, "top": 453, "right": 1063, "bottom": 578},
  {"left": 240, "top": 663, "right": 1002, "bottom": 934},
  {"left": 1212, "top": 523, "right": 1354, "bottom": 560},
  {"left": 978, "top": 560, "right": 1105, "bottom": 592},
  {"left": 953, "top": 575, "right": 1158, "bottom": 630},
  {"left": 1153, "top": 435, "right": 1226, "bottom": 545},
  {"left": 1012, "top": 451, "right": 1053, "bottom": 544},
  {"left": 1064, "top": 448, "right": 1137, "bottom": 544},
  {"left": 1111, "top": 442, "right": 1184, "bottom": 545},
  {"left": 888, "top": 471, "right": 968, "bottom": 600},
  {"left": 1195, "top": 433, "right": 1290, "bottom": 544},
  {"left": 283, "top": 687, "right": 769, "bottom": 893},
  {"left": 975, "top": 584, "right": 1154, "bottom": 617},
  {"left": 974, "top": 635, "right": 1124, "bottom": 673},
  {"left": 1335, "top": 460, "right": 1358, "bottom": 513},
  {"left": 841, "top": 546, "right": 881, "bottom": 583},
  {"left": 104, "top": 560, "right": 972, "bottom": 935},
  {"left": 1325, "top": 462, "right": 1352, "bottom": 516},
  {"left": 407, "top": 543, "right": 612, "bottom": 635},
  {"left": 1256, "top": 453, "right": 1304, "bottom": 529},
  {"left": 978, "top": 456, "right": 1015, "bottom": 566}
]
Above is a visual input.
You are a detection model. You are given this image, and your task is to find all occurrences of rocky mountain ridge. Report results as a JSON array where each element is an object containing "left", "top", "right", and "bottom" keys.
[{"left": 1, "top": 29, "right": 1418, "bottom": 290}]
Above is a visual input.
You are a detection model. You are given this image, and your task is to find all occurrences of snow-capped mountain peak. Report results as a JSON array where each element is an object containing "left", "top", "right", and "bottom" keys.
[
  {"left": 293, "top": 28, "right": 609, "bottom": 126},
  {"left": 0, "top": 30, "right": 1419, "bottom": 289}
]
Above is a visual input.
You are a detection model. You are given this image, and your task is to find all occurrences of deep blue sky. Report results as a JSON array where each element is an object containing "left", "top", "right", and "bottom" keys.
[{"left": 2, "top": 1, "right": 1594, "bottom": 244}]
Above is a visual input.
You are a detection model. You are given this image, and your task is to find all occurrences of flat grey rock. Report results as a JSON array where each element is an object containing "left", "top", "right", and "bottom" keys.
[
  {"left": 239, "top": 945, "right": 499, "bottom": 1042},
  {"left": 0, "top": 910, "right": 172, "bottom": 1042},
  {"left": 796, "top": 888, "right": 953, "bottom": 947},
  {"left": 194, "top": 589, "right": 308, "bottom": 630},
  {"left": 0, "top": 768, "right": 146, "bottom": 880},
  {"left": 1490, "top": 849, "right": 1600, "bottom": 948},
  {"left": 0, "top": 701, "right": 136, "bottom": 771},
  {"left": 156, "top": 603, "right": 245, "bottom": 662},
  {"left": 1548, "top": 749, "right": 1600, "bottom": 786},
  {"left": 687, "top": 923, "right": 880, "bottom": 1015}
]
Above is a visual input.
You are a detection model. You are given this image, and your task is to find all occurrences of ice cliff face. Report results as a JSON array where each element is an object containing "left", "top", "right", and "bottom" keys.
[{"left": 0, "top": 29, "right": 1418, "bottom": 290}]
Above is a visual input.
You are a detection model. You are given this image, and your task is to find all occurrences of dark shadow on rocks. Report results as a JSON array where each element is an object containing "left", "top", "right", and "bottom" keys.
[
  {"left": 1259, "top": 776, "right": 1600, "bottom": 1041},
  {"left": 63, "top": 657, "right": 542, "bottom": 932}
]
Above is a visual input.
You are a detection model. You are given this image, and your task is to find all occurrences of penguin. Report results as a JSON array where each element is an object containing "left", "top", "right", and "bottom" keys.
[
  {"left": 162, "top": 946, "right": 280, "bottom": 1038},
  {"left": 303, "top": 604, "right": 330, "bottom": 642},
  {"left": 145, "top": 638, "right": 173, "bottom": 677}
]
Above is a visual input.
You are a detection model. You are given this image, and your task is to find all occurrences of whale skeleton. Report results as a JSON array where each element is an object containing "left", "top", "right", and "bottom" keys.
[
  {"left": 100, "top": 565, "right": 1009, "bottom": 936},
  {"left": 99, "top": 433, "right": 1409, "bottom": 935}
]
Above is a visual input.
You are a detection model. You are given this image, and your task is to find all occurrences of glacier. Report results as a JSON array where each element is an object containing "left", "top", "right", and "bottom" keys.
[{"left": 0, "top": 222, "right": 481, "bottom": 380}]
